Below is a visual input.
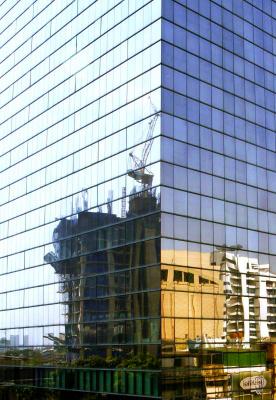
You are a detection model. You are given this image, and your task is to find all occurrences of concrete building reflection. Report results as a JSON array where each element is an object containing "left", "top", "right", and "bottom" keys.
[
  {"left": 161, "top": 248, "right": 276, "bottom": 399},
  {"left": 161, "top": 251, "right": 225, "bottom": 348}
]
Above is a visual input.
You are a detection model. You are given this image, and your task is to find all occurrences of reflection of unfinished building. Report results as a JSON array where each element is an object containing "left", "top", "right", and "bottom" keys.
[
  {"left": 44, "top": 193, "right": 160, "bottom": 359},
  {"left": 161, "top": 251, "right": 225, "bottom": 346},
  {"left": 213, "top": 251, "right": 276, "bottom": 344}
]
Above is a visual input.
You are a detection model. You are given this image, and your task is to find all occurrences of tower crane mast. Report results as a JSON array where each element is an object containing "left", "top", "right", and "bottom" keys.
[{"left": 128, "top": 98, "right": 160, "bottom": 188}]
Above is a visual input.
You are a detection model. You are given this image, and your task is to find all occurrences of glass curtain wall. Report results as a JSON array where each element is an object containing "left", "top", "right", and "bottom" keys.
[
  {"left": 0, "top": 1, "right": 162, "bottom": 398},
  {"left": 161, "top": 1, "right": 276, "bottom": 399},
  {"left": 1, "top": 0, "right": 276, "bottom": 399}
]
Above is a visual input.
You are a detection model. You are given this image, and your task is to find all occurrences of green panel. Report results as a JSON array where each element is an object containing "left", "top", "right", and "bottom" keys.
[
  {"left": 92, "top": 370, "right": 97, "bottom": 391},
  {"left": 99, "top": 370, "right": 104, "bottom": 392},
  {"left": 85, "top": 370, "right": 91, "bottom": 391},
  {"left": 35, "top": 368, "right": 42, "bottom": 387},
  {"left": 223, "top": 351, "right": 266, "bottom": 367},
  {"left": 79, "top": 369, "right": 84, "bottom": 390},
  {"left": 144, "top": 371, "right": 152, "bottom": 396},
  {"left": 136, "top": 371, "right": 143, "bottom": 395},
  {"left": 121, "top": 370, "right": 126, "bottom": 393},
  {"left": 46, "top": 370, "right": 53, "bottom": 388},
  {"left": 44, "top": 370, "right": 49, "bottom": 387},
  {"left": 127, "top": 371, "right": 135, "bottom": 395},
  {"left": 105, "top": 370, "right": 112, "bottom": 392},
  {"left": 55, "top": 371, "right": 60, "bottom": 388},
  {"left": 61, "top": 370, "right": 66, "bottom": 388},
  {"left": 152, "top": 372, "right": 159, "bottom": 397},
  {"left": 113, "top": 370, "right": 119, "bottom": 393},
  {"left": 39, "top": 369, "right": 44, "bottom": 387}
]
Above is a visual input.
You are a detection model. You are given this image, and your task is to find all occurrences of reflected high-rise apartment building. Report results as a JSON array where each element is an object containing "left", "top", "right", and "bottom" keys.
[{"left": 0, "top": 1, "right": 276, "bottom": 399}]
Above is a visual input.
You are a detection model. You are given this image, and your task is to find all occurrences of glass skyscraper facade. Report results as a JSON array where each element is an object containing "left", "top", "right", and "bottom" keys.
[
  {"left": 161, "top": 1, "right": 276, "bottom": 399},
  {"left": 0, "top": 1, "right": 275, "bottom": 399}
]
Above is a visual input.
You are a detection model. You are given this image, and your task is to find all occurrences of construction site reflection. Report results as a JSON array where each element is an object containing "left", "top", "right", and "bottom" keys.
[{"left": 44, "top": 188, "right": 161, "bottom": 364}]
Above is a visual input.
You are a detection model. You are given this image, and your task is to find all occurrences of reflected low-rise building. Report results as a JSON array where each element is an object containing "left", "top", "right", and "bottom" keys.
[
  {"left": 216, "top": 251, "right": 276, "bottom": 344},
  {"left": 161, "top": 251, "right": 225, "bottom": 349},
  {"left": 161, "top": 249, "right": 276, "bottom": 399}
]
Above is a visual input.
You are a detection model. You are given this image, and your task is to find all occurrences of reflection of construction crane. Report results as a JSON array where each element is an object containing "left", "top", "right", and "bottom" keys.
[{"left": 127, "top": 98, "right": 160, "bottom": 188}]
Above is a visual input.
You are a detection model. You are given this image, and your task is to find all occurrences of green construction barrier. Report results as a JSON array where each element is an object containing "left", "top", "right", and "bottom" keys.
[
  {"left": 85, "top": 370, "right": 91, "bottom": 391},
  {"left": 152, "top": 372, "right": 159, "bottom": 397},
  {"left": 113, "top": 370, "right": 119, "bottom": 393},
  {"left": 98, "top": 369, "right": 104, "bottom": 392},
  {"left": 105, "top": 370, "right": 112, "bottom": 392},
  {"left": 79, "top": 369, "right": 84, "bottom": 390},
  {"left": 127, "top": 371, "right": 135, "bottom": 394},
  {"left": 91, "top": 370, "right": 97, "bottom": 391},
  {"left": 144, "top": 371, "right": 152, "bottom": 396},
  {"left": 121, "top": 370, "right": 126, "bottom": 393},
  {"left": 136, "top": 371, "right": 143, "bottom": 395}
]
